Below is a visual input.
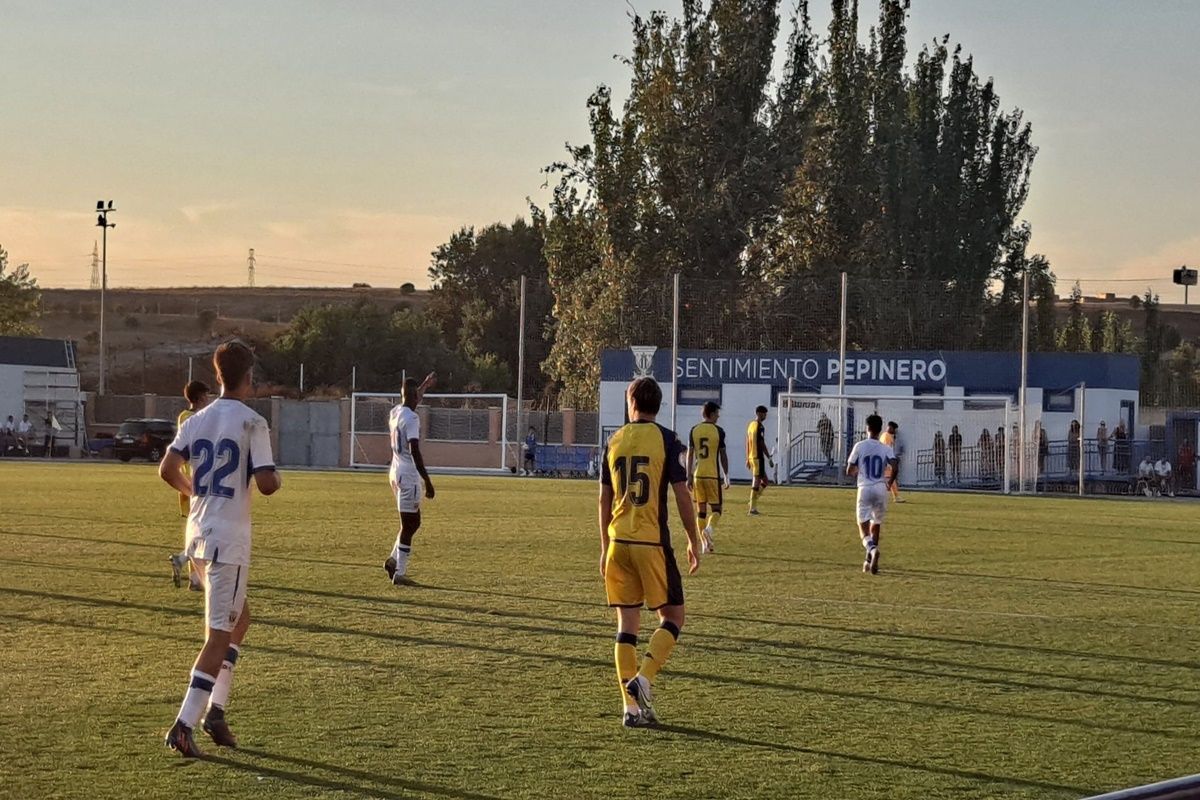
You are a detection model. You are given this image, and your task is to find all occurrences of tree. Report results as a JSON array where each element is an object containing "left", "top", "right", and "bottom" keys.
[
  {"left": 0, "top": 245, "right": 41, "bottom": 336},
  {"left": 1055, "top": 282, "right": 1092, "bottom": 352},
  {"left": 263, "top": 300, "right": 474, "bottom": 392},
  {"left": 540, "top": 0, "right": 1051, "bottom": 405},
  {"left": 426, "top": 218, "right": 552, "bottom": 397},
  {"left": 400, "top": 282, "right": 416, "bottom": 294}
]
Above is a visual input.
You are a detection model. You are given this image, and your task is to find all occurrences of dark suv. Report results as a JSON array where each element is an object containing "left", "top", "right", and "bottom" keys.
[{"left": 114, "top": 418, "right": 176, "bottom": 462}]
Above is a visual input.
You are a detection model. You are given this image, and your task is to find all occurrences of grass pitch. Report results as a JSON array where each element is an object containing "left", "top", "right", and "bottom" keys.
[{"left": 1, "top": 463, "right": 1197, "bottom": 799}]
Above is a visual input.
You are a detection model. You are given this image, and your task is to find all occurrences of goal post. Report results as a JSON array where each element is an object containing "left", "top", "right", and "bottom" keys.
[
  {"left": 349, "top": 392, "right": 512, "bottom": 473},
  {"left": 777, "top": 391, "right": 1030, "bottom": 493}
]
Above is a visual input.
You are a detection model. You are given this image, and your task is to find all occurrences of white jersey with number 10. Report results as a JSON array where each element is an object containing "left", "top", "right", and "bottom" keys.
[{"left": 847, "top": 437, "right": 895, "bottom": 488}]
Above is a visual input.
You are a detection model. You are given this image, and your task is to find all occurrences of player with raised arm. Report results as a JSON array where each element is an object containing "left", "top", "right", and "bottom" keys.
[
  {"left": 169, "top": 380, "right": 211, "bottom": 590},
  {"left": 846, "top": 414, "right": 896, "bottom": 575},
  {"left": 687, "top": 401, "right": 729, "bottom": 554},
  {"left": 384, "top": 373, "right": 437, "bottom": 586},
  {"left": 600, "top": 377, "right": 700, "bottom": 728},
  {"left": 160, "top": 340, "right": 281, "bottom": 757},
  {"left": 746, "top": 406, "right": 773, "bottom": 515}
]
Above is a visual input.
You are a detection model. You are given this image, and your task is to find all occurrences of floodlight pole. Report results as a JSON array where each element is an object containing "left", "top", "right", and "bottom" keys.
[
  {"left": 837, "top": 271, "right": 848, "bottom": 485},
  {"left": 671, "top": 272, "right": 680, "bottom": 431},
  {"left": 1078, "top": 383, "right": 1087, "bottom": 497},
  {"left": 516, "top": 275, "right": 527, "bottom": 473},
  {"left": 1019, "top": 269, "right": 1030, "bottom": 493},
  {"left": 95, "top": 201, "right": 116, "bottom": 395}
]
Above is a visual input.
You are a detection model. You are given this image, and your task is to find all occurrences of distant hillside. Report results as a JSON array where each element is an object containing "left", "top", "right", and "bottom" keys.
[{"left": 38, "top": 286, "right": 426, "bottom": 395}]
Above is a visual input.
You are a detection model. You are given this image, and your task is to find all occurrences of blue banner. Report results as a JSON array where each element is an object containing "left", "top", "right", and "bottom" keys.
[{"left": 601, "top": 348, "right": 1139, "bottom": 391}]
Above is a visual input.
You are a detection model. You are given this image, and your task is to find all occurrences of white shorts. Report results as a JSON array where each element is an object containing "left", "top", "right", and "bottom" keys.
[
  {"left": 395, "top": 480, "right": 421, "bottom": 515},
  {"left": 192, "top": 558, "right": 248, "bottom": 632},
  {"left": 856, "top": 484, "right": 889, "bottom": 525}
]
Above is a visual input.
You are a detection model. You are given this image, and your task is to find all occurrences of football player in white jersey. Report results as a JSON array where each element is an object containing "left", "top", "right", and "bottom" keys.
[
  {"left": 384, "top": 372, "right": 437, "bottom": 585},
  {"left": 158, "top": 340, "right": 281, "bottom": 757},
  {"left": 846, "top": 413, "right": 896, "bottom": 575}
]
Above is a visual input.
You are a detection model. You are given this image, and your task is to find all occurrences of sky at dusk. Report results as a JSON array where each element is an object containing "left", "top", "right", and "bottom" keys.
[{"left": 2, "top": 0, "right": 1198, "bottom": 299}]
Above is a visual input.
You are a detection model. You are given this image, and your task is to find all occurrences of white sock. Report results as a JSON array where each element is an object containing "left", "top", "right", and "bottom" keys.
[
  {"left": 208, "top": 645, "right": 240, "bottom": 711},
  {"left": 177, "top": 669, "right": 216, "bottom": 728},
  {"left": 394, "top": 544, "right": 412, "bottom": 576}
]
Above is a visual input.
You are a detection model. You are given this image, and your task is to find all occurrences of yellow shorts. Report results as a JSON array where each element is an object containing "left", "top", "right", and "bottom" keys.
[
  {"left": 693, "top": 477, "right": 722, "bottom": 507},
  {"left": 604, "top": 541, "right": 683, "bottom": 610}
]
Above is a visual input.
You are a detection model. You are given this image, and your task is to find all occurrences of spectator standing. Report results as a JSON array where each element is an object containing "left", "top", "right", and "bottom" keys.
[
  {"left": 1068, "top": 420, "right": 1081, "bottom": 473},
  {"left": 1037, "top": 422, "right": 1049, "bottom": 474},
  {"left": 818, "top": 413, "right": 834, "bottom": 467},
  {"left": 994, "top": 426, "right": 1006, "bottom": 481},
  {"left": 933, "top": 431, "right": 946, "bottom": 485},
  {"left": 1096, "top": 421, "right": 1109, "bottom": 473},
  {"left": 1179, "top": 438, "right": 1195, "bottom": 493},
  {"left": 522, "top": 427, "right": 537, "bottom": 476},
  {"left": 43, "top": 412, "right": 55, "bottom": 458},
  {"left": 948, "top": 425, "right": 963, "bottom": 484},
  {"left": 1113, "top": 421, "right": 1129, "bottom": 472},
  {"left": 979, "top": 428, "right": 993, "bottom": 481}
]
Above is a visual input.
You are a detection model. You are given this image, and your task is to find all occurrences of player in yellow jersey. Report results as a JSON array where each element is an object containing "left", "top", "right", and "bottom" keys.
[
  {"left": 687, "top": 401, "right": 729, "bottom": 554},
  {"left": 169, "top": 380, "right": 211, "bottom": 589},
  {"left": 746, "top": 405, "right": 774, "bottom": 515},
  {"left": 879, "top": 420, "right": 904, "bottom": 503},
  {"left": 600, "top": 377, "right": 701, "bottom": 728}
]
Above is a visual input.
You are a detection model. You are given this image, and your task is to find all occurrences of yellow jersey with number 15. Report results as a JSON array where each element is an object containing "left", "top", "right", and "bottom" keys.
[{"left": 602, "top": 421, "right": 687, "bottom": 546}]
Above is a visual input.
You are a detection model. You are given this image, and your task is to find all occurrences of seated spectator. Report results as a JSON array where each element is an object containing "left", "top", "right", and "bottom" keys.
[
  {"left": 1155, "top": 457, "right": 1175, "bottom": 498},
  {"left": 15, "top": 415, "right": 32, "bottom": 454},
  {"left": 1137, "top": 456, "right": 1156, "bottom": 497}
]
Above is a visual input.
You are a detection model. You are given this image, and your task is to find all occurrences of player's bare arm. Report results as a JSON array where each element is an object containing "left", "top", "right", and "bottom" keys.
[
  {"left": 672, "top": 480, "right": 701, "bottom": 574},
  {"left": 411, "top": 438, "right": 435, "bottom": 498},
  {"left": 255, "top": 468, "right": 282, "bottom": 496},
  {"left": 159, "top": 449, "right": 192, "bottom": 496},
  {"left": 846, "top": 463, "right": 859, "bottom": 478},
  {"left": 719, "top": 447, "right": 730, "bottom": 487},
  {"left": 885, "top": 457, "right": 899, "bottom": 488},
  {"left": 598, "top": 483, "right": 614, "bottom": 577}
]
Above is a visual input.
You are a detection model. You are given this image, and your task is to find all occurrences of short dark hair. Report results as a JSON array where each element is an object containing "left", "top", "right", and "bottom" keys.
[
  {"left": 702, "top": 401, "right": 720, "bottom": 417},
  {"left": 887, "top": 421, "right": 898, "bottom": 431},
  {"left": 627, "top": 377, "right": 662, "bottom": 415},
  {"left": 755, "top": 405, "right": 768, "bottom": 415},
  {"left": 402, "top": 377, "right": 420, "bottom": 404},
  {"left": 866, "top": 414, "right": 883, "bottom": 435},
  {"left": 183, "top": 380, "right": 210, "bottom": 405},
  {"left": 213, "top": 340, "right": 255, "bottom": 390}
]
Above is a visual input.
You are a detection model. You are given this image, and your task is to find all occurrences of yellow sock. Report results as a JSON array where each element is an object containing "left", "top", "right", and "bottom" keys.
[
  {"left": 639, "top": 622, "right": 680, "bottom": 682},
  {"left": 749, "top": 489, "right": 760, "bottom": 510},
  {"left": 697, "top": 509, "right": 707, "bottom": 531},
  {"left": 615, "top": 634, "right": 638, "bottom": 709},
  {"left": 709, "top": 508, "right": 722, "bottom": 532}
]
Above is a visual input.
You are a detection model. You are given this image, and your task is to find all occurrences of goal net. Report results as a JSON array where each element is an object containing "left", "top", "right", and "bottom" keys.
[
  {"left": 350, "top": 392, "right": 512, "bottom": 472},
  {"left": 777, "top": 392, "right": 1038, "bottom": 493}
]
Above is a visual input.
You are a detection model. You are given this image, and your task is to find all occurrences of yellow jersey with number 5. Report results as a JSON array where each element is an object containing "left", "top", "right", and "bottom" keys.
[
  {"left": 689, "top": 422, "right": 725, "bottom": 479},
  {"left": 602, "top": 421, "right": 687, "bottom": 545}
]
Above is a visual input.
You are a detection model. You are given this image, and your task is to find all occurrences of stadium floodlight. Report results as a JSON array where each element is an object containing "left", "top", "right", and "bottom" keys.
[{"left": 94, "top": 201, "right": 116, "bottom": 395}]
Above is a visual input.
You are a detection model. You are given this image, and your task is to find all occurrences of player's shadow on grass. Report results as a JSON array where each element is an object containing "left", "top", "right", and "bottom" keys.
[
  {"left": 255, "top": 581, "right": 1200, "bottom": 707},
  {"left": 207, "top": 748, "right": 501, "bottom": 800},
  {"left": 8, "top": 587, "right": 1199, "bottom": 744},
  {"left": 650, "top": 724, "right": 1091, "bottom": 797},
  {"left": 716, "top": 549, "right": 1200, "bottom": 600}
]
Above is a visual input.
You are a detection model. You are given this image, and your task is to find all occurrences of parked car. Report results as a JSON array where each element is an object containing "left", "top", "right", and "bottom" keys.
[{"left": 113, "top": 418, "right": 176, "bottom": 462}]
